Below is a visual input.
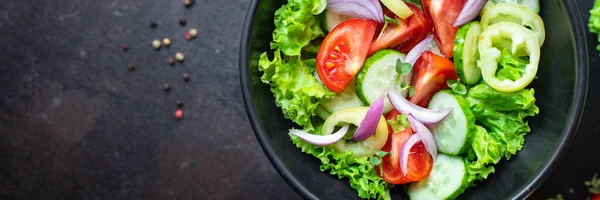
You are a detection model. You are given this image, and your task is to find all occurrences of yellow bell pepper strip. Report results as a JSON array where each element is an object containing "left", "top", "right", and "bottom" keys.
[
  {"left": 481, "top": 3, "right": 545, "bottom": 46},
  {"left": 321, "top": 107, "right": 389, "bottom": 157},
  {"left": 478, "top": 22, "right": 540, "bottom": 92}
]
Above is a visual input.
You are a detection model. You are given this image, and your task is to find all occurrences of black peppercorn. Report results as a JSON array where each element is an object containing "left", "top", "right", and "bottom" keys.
[
  {"left": 179, "top": 17, "right": 187, "bottom": 26},
  {"left": 162, "top": 83, "right": 171, "bottom": 91},
  {"left": 184, "top": 0, "right": 195, "bottom": 8},
  {"left": 176, "top": 100, "right": 184, "bottom": 107},
  {"left": 150, "top": 22, "right": 157, "bottom": 29},
  {"left": 182, "top": 73, "right": 190, "bottom": 82},
  {"left": 127, "top": 64, "right": 135, "bottom": 71}
]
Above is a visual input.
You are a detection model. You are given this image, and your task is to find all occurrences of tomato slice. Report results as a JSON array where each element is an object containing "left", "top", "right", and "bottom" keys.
[
  {"left": 377, "top": 111, "right": 433, "bottom": 184},
  {"left": 316, "top": 18, "right": 378, "bottom": 92},
  {"left": 409, "top": 51, "right": 458, "bottom": 107},
  {"left": 368, "top": 3, "right": 432, "bottom": 56},
  {"left": 421, "top": 0, "right": 466, "bottom": 58}
]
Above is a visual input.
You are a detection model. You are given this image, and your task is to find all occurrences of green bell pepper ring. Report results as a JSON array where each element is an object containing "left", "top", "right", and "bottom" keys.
[
  {"left": 478, "top": 22, "right": 540, "bottom": 92},
  {"left": 481, "top": 3, "right": 545, "bottom": 46},
  {"left": 322, "top": 107, "right": 388, "bottom": 157}
]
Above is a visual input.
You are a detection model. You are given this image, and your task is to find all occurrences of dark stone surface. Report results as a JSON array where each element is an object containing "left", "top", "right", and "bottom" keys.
[{"left": 0, "top": 0, "right": 596, "bottom": 199}]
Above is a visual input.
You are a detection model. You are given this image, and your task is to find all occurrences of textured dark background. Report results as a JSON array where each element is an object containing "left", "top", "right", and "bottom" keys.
[{"left": 0, "top": 0, "right": 596, "bottom": 199}]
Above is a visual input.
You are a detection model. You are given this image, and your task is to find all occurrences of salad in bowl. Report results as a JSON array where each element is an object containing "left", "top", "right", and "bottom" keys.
[{"left": 247, "top": 0, "right": 579, "bottom": 199}]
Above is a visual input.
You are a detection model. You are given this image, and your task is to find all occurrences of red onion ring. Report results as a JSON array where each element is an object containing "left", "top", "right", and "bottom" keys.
[
  {"left": 454, "top": 0, "right": 488, "bottom": 27},
  {"left": 407, "top": 114, "right": 438, "bottom": 161},
  {"left": 352, "top": 95, "right": 384, "bottom": 141},
  {"left": 399, "top": 133, "right": 422, "bottom": 175},
  {"left": 290, "top": 124, "right": 350, "bottom": 146},
  {"left": 327, "top": 0, "right": 383, "bottom": 22},
  {"left": 388, "top": 88, "right": 453, "bottom": 125},
  {"left": 404, "top": 34, "right": 434, "bottom": 66}
]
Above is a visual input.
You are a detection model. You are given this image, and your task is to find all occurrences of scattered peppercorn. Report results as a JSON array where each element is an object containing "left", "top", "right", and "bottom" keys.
[
  {"left": 182, "top": 73, "right": 190, "bottom": 81},
  {"left": 184, "top": 31, "right": 192, "bottom": 40},
  {"left": 168, "top": 57, "right": 175, "bottom": 65},
  {"left": 175, "top": 109, "right": 184, "bottom": 119},
  {"left": 179, "top": 17, "right": 187, "bottom": 26},
  {"left": 176, "top": 100, "right": 184, "bottom": 108},
  {"left": 185, "top": 28, "right": 198, "bottom": 40},
  {"left": 127, "top": 64, "right": 135, "bottom": 71},
  {"left": 175, "top": 52, "right": 185, "bottom": 62},
  {"left": 162, "top": 83, "right": 171, "bottom": 91},
  {"left": 122, "top": 45, "right": 129, "bottom": 52},
  {"left": 150, "top": 22, "right": 157, "bottom": 29},
  {"left": 152, "top": 39, "right": 161, "bottom": 49},
  {"left": 183, "top": 0, "right": 195, "bottom": 8},
  {"left": 189, "top": 28, "right": 198, "bottom": 38},
  {"left": 163, "top": 38, "right": 171, "bottom": 46}
]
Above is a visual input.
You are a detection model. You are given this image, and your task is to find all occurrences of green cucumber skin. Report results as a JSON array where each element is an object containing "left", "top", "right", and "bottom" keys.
[
  {"left": 356, "top": 49, "right": 409, "bottom": 114},
  {"left": 428, "top": 90, "right": 476, "bottom": 155},
  {"left": 454, "top": 21, "right": 482, "bottom": 85}
]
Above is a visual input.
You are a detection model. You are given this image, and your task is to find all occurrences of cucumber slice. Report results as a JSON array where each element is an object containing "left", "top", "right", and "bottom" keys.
[
  {"left": 492, "top": 0, "right": 539, "bottom": 13},
  {"left": 315, "top": 105, "right": 331, "bottom": 120},
  {"left": 323, "top": 9, "right": 352, "bottom": 32},
  {"left": 427, "top": 91, "right": 476, "bottom": 155},
  {"left": 454, "top": 21, "right": 482, "bottom": 85},
  {"left": 319, "top": 81, "right": 364, "bottom": 113},
  {"left": 408, "top": 154, "right": 468, "bottom": 200},
  {"left": 356, "top": 50, "right": 410, "bottom": 114}
]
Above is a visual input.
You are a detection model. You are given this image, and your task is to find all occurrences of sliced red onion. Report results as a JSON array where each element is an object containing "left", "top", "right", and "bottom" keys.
[
  {"left": 327, "top": 0, "right": 383, "bottom": 23},
  {"left": 352, "top": 95, "right": 384, "bottom": 142},
  {"left": 399, "top": 133, "right": 422, "bottom": 175},
  {"left": 290, "top": 124, "right": 350, "bottom": 146},
  {"left": 388, "top": 88, "right": 452, "bottom": 125},
  {"left": 369, "top": 0, "right": 384, "bottom": 22},
  {"left": 404, "top": 34, "right": 434, "bottom": 66},
  {"left": 426, "top": 39, "right": 445, "bottom": 58},
  {"left": 454, "top": 0, "right": 488, "bottom": 27},
  {"left": 407, "top": 114, "right": 438, "bottom": 161}
]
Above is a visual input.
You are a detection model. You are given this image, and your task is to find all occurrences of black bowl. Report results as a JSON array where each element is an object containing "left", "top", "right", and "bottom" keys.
[{"left": 240, "top": 0, "right": 588, "bottom": 199}]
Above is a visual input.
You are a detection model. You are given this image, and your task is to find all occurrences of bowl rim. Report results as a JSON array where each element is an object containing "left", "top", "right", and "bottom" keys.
[{"left": 239, "top": 0, "right": 589, "bottom": 199}]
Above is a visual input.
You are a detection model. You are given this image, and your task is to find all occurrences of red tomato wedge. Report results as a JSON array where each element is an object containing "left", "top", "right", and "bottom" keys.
[
  {"left": 368, "top": 3, "right": 432, "bottom": 56},
  {"left": 377, "top": 110, "right": 433, "bottom": 184},
  {"left": 316, "top": 18, "right": 378, "bottom": 92},
  {"left": 409, "top": 51, "right": 458, "bottom": 107},
  {"left": 421, "top": 0, "right": 466, "bottom": 58}
]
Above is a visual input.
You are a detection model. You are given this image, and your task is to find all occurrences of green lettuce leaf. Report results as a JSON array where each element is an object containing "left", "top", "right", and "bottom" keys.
[
  {"left": 258, "top": 50, "right": 334, "bottom": 131},
  {"left": 464, "top": 83, "right": 539, "bottom": 182},
  {"left": 290, "top": 125, "right": 392, "bottom": 200},
  {"left": 589, "top": 0, "right": 600, "bottom": 52},
  {"left": 496, "top": 49, "right": 529, "bottom": 81},
  {"left": 271, "top": 0, "right": 326, "bottom": 56},
  {"left": 465, "top": 126, "right": 505, "bottom": 183},
  {"left": 467, "top": 84, "right": 538, "bottom": 112},
  {"left": 386, "top": 114, "right": 410, "bottom": 133}
]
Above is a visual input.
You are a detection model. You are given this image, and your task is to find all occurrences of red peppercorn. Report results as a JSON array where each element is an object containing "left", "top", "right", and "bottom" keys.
[{"left": 175, "top": 109, "right": 183, "bottom": 119}]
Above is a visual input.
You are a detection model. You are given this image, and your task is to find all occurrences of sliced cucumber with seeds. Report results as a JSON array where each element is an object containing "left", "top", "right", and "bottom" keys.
[
  {"left": 408, "top": 153, "right": 468, "bottom": 200},
  {"left": 427, "top": 90, "right": 476, "bottom": 156},
  {"left": 492, "top": 0, "right": 539, "bottom": 13},
  {"left": 356, "top": 50, "right": 411, "bottom": 114},
  {"left": 319, "top": 81, "right": 364, "bottom": 113},
  {"left": 454, "top": 21, "right": 482, "bottom": 85}
]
